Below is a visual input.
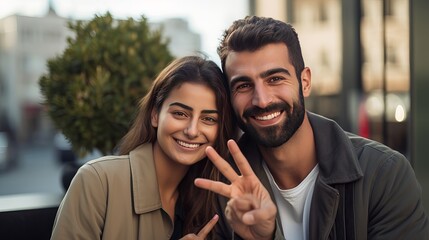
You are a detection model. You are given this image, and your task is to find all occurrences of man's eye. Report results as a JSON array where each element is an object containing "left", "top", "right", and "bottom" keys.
[
  {"left": 269, "top": 76, "right": 284, "bottom": 83},
  {"left": 234, "top": 83, "right": 251, "bottom": 92}
]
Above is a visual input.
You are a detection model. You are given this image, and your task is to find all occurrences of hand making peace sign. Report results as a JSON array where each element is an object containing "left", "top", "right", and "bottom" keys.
[{"left": 194, "top": 139, "right": 277, "bottom": 240}]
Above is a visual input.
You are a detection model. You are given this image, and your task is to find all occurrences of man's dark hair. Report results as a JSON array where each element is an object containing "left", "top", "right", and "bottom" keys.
[{"left": 217, "top": 15, "right": 305, "bottom": 82}]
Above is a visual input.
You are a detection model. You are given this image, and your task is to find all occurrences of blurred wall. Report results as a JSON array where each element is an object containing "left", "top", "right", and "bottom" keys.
[
  {"left": 251, "top": 0, "right": 429, "bottom": 212},
  {"left": 410, "top": 0, "right": 429, "bottom": 214}
]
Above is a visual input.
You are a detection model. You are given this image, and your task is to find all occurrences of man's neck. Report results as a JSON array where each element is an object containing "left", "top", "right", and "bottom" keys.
[{"left": 259, "top": 115, "right": 317, "bottom": 189}]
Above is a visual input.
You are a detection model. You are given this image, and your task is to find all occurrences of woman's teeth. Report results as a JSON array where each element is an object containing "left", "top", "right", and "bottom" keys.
[{"left": 177, "top": 140, "right": 200, "bottom": 148}]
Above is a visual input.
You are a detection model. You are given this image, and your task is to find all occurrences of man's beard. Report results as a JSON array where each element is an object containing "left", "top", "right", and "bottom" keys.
[{"left": 237, "top": 95, "right": 305, "bottom": 148}]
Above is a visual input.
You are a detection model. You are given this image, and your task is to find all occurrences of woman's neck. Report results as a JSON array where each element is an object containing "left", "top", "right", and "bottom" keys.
[{"left": 152, "top": 142, "right": 189, "bottom": 221}]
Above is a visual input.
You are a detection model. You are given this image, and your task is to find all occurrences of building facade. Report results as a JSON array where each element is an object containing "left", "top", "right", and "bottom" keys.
[
  {"left": 250, "top": 0, "right": 410, "bottom": 153},
  {"left": 0, "top": 9, "right": 71, "bottom": 142},
  {"left": 250, "top": 0, "right": 429, "bottom": 213},
  {"left": 0, "top": 9, "right": 201, "bottom": 143}
]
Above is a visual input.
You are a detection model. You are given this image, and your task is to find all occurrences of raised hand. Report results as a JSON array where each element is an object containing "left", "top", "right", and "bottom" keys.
[
  {"left": 194, "top": 139, "right": 277, "bottom": 240},
  {"left": 180, "top": 214, "right": 219, "bottom": 240}
]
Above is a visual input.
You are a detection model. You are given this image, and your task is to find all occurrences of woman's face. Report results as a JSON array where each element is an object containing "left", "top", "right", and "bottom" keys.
[{"left": 151, "top": 82, "right": 219, "bottom": 166}]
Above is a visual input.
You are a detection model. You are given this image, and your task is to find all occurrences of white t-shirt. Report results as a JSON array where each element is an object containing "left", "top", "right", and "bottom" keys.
[{"left": 263, "top": 162, "right": 319, "bottom": 240}]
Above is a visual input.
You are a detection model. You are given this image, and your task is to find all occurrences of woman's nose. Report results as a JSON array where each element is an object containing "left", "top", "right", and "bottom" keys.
[{"left": 184, "top": 120, "right": 199, "bottom": 138}]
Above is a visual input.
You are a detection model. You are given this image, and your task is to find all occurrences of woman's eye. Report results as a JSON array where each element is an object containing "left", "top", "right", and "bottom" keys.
[
  {"left": 172, "top": 111, "right": 187, "bottom": 118},
  {"left": 202, "top": 117, "right": 218, "bottom": 125}
]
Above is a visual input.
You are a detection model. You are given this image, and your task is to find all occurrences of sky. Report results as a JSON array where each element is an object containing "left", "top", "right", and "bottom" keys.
[{"left": 0, "top": 0, "right": 249, "bottom": 64}]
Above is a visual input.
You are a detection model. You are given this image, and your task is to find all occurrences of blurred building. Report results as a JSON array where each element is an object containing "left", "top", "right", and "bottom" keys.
[
  {"left": 150, "top": 18, "right": 202, "bottom": 57},
  {"left": 250, "top": 0, "right": 429, "bottom": 213},
  {"left": 250, "top": 0, "right": 410, "bottom": 155},
  {"left": 0, "top": 7, "right": 201, "bottom": 144},
  {"left": 0, "top": 8, "right": 71, "bottom": 143},
  {"left": 360, "top": 0, "right": 409, "bottom": 152}
]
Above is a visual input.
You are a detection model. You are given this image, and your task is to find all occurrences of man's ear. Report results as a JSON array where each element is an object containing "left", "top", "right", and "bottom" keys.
[
  {"left": 151, "top": 109, "right": 158, "bottom": 128},
  {"left": 301, "top": 67, "right": 312, "bottom": 97}
]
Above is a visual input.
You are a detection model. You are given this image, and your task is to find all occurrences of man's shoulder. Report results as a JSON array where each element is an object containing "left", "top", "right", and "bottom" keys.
[
  {"left": 307, "top": 111, "right": 408, "bottom": 167},
  {"left": 346, "top": 132, "right": 411, "bottom": 177},
  {"left": 348, "top": 132, "right": 405, "bottom": 159}
]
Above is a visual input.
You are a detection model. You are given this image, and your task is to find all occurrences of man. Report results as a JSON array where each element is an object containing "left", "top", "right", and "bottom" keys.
[{"left": 195, "top": 16, "right": 428, "bottom": 239}]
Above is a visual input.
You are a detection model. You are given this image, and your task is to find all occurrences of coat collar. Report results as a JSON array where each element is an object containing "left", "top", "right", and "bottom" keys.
[
  {"left": 238, "top": 112, "right": 363, "bottom": 239},
  {"left": 129, "top": 143, "right": 162, "bottom": 214},
  {"left": 307, "top": 112, "right": 363, "bottom": 184},
  {"left": 238, "top": 111, "right": 363, "bottom": 186}
]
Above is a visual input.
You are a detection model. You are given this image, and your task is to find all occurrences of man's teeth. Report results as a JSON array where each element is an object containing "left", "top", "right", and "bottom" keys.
[
  {"left": 177, "top": 140, "right": 200, "bottom": 148},
  {"left": 255, "top": 112, "right": 281, "bottom": 121}
]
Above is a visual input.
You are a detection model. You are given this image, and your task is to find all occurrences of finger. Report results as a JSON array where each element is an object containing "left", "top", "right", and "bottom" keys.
[
  {"left": 225, "top": 200, "right": 243, "bottom": 228},
  {"left": 225, "top": 195, "right": 258, "bottom": 226},
  {"left": 178, "top": 234, "right": 196, "bottom": 240},
  {"left": 206, "top": 146, "right": 239, "bottom": 182},
  {"left": 229, "top": 194, "right": 258, "bottom": 212},
  {"left": 242, "top": 201, "right": 277, "bottom": 225},
  {"left": 197, "top": 214, "right": 219, "bottom": 238},
  {"left": 224, "top": 205, "right": 232, "bottom": 220},
  {"left": 227, "top": 140, "right": 256, "bottom": 177},
  {"left": 194, "top": 178, "right": 232, "bottom": 198}
]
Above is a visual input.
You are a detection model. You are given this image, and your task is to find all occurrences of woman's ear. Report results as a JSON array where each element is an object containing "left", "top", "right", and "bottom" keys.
[
  {"left": 301, "top": 67, "right": 312, "bottom": 97},
  {"left": 151, "top": 109, "right": 159, "bottom": 128}
]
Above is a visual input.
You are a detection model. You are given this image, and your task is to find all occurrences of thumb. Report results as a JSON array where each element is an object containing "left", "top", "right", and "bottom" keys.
[{"left": 242, "top": 203, "right": 277, "bottom": 225}]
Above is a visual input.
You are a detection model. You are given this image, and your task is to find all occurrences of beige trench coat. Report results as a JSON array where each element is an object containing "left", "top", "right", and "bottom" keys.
[{"left": 51, "top": 143, "right": 175, "bottom": 240}]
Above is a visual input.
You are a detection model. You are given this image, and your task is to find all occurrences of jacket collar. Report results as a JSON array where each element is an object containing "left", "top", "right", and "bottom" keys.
[
  {"left": 129, "top": 143, "right": 162, "bottom": 214},
  {"left": 238, "top": 111, "right": 363, "bottom": 186},
  {"left": 307, "top": 112, "right": 363, "bottom": 184},
  {"left": 238, "top": 112, "right": 363, "bottom": 239}
]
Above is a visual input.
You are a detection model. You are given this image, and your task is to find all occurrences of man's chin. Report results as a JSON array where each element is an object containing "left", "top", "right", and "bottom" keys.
[{"left": 256, "top": 138, "right": 286, "bottom": 148}]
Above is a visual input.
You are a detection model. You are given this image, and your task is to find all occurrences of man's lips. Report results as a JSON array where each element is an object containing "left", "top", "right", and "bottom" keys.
[{"left": 253, "top": 111, "right": 281, "bottom": 121}]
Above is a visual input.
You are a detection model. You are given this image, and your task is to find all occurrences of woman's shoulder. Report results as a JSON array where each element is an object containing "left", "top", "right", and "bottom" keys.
[
  {"left": 80, "top": 155, "right": 131, "bottom": 177},
  {"left": 86, "top": 154, "right": 129, "bottom": 165}
]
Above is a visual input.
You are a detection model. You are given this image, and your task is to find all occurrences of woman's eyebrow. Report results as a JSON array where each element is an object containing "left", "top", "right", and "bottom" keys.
[
  {"left": 170, "top": 102, "right": 192, "bottom": 110},
  {"left": 169, "top": 102, "right": 218, "bottom": 114}
]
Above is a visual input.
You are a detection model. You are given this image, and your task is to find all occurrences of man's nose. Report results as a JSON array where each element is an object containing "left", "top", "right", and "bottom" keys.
[{"left": 252, "top": 83, "right": 272, "bottom": 108}]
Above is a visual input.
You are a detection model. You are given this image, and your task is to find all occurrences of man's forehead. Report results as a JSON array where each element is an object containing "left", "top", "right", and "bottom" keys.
[{"left": 224, "top": 45, "right": 293, "bottom": 82}]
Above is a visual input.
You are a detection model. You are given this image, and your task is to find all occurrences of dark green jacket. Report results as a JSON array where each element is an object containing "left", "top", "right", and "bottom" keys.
[{"left": 215, "top": 112, "right": 429, "bottom": 239}]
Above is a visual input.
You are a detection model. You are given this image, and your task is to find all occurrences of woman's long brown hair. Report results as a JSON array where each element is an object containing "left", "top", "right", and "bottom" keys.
[{"left": 117, "top": 55, "right": 236, "bottom": 238}]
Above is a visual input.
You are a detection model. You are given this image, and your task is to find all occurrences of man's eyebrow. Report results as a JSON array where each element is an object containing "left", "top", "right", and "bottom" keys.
[
  {"left": 169, "top": 102, "right": 218, "bottom": 114},
  {"left": 230, "top": 76, "right": 251, "bottom": 89},
  {"left": 229, "top": 67, "right": 292, "bottom": 88},
  {"left": 260, "top": 68, "right": 291, "bottom": 78}
]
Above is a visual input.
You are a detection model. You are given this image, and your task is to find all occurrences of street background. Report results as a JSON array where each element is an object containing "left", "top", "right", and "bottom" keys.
[
  {"left": 0, "top": 0, "right": 428, "bottom": 215},
  {"left": 0, "top": 142, "right": 63, "bottom": 196}
]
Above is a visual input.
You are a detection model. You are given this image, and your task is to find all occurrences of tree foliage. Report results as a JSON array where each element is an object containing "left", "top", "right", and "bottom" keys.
[{"left": 39, "top": 12, "right": 174, "bottom": 155}]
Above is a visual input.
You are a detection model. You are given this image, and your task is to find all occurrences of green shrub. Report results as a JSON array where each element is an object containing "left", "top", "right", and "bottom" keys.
[{"left": 39, "top": 12, "right": 174, "bottom": 155}]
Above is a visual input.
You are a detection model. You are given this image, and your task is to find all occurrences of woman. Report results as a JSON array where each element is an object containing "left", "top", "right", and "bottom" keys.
[{"left": 51, "top": 56, "right": 236, "bottom": 239}]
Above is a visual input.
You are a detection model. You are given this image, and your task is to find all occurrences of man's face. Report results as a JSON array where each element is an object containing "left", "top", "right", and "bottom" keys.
[{"left": 225, "top": 43, "right": 306, "bottom": 147}]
